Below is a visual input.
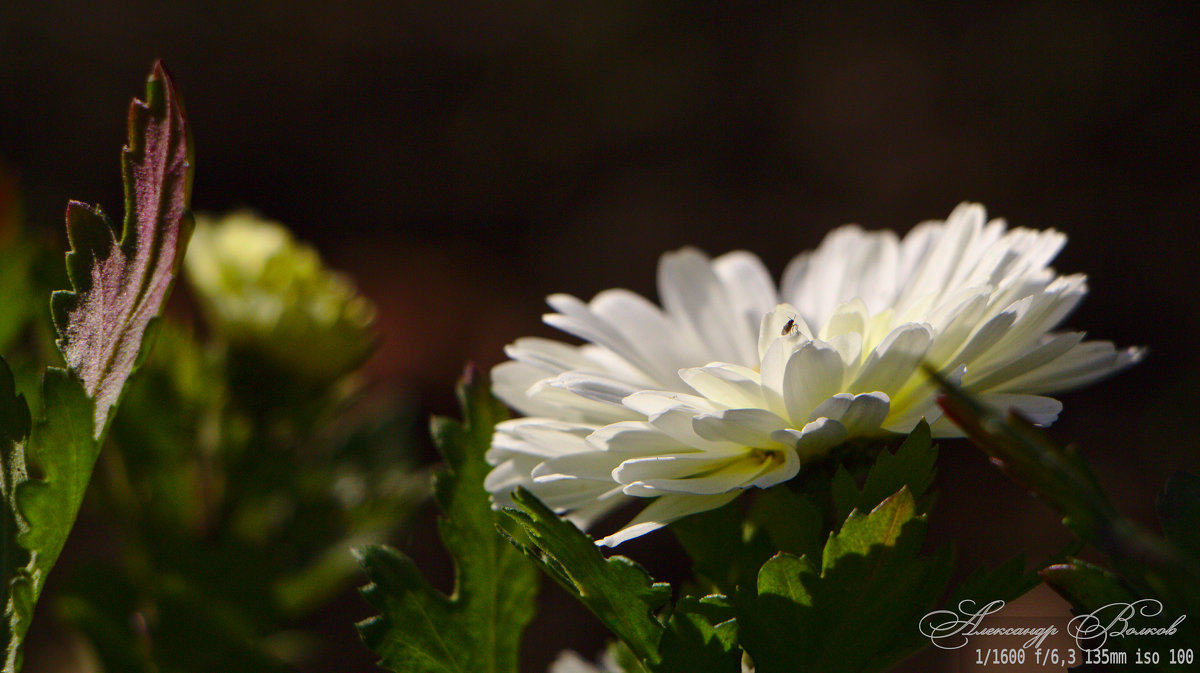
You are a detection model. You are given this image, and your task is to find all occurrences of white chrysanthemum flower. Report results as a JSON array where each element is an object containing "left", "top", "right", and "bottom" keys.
[{"left": 488, "top": 203, "right": 1142, "bottom": 546}]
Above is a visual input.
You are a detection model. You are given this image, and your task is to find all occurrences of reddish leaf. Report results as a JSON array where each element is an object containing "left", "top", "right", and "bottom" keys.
[{"left": 51, "top": 61, "right": 194, "bottom": 437}]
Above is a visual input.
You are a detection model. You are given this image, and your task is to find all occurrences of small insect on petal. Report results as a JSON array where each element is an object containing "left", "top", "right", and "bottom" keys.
[{"left": 781, "top": 317, "right": 799, "bottom": 336}]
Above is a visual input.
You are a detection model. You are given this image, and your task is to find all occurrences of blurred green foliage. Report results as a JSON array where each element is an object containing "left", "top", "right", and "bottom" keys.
[{"left": 1, "top": 176, "right": 426, "bottom": 672}]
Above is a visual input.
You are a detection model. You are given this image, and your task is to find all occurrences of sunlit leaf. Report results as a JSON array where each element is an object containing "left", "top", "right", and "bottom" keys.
[{"left": 737, "top": 488, "right": 952, "bottom": 673}]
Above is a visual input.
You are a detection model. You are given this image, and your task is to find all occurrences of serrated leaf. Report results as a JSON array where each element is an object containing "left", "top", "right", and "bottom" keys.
[
  {"left": 737, "top": 488, "right": 952, "bottom": 673},
  {"left": 656, "top": 594, "right": 740, "bottom": 673},
  {"left": 51, "top": 61, "right": 194, "bottom": 438},
  {"left": 831, "top": 420, "right": 936, "bottom": 522},
  {"left": 502, "top": 488, "right": 671, "bottom": 666},
  {"left": 356, "top": 368, "right": 538, "bottom": 673},
  {"left": 0, "top": 63, "right": 194, "bottom": 673},
  {"left": 1158, "top": 471, "right": 1200, "bottom": 564}
]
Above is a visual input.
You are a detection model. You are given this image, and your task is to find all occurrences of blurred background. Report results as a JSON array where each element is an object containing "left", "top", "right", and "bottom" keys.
[{"left": 2, "top": 2, "right": 1199, "bottom": 671}]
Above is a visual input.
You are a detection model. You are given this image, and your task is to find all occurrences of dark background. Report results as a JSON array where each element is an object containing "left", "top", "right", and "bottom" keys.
[{"left": 3, "top": 2, "right": 1199, "bottom": 671}]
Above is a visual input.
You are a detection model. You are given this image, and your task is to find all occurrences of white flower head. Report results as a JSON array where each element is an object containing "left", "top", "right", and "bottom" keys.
[{"left": 488, "top": 204, "right": 1143, "bottom": 546}]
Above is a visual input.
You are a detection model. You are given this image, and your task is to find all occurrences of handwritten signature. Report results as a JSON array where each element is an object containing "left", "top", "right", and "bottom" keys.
[{"left": 919, "top": 599, "right": 1186, "bottom": 650}]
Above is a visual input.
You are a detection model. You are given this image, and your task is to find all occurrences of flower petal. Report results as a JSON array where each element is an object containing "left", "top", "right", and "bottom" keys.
[
  {"left": 658, "top": 248, "right": 758, "bottom": 366},
  {"left": 596, "top": 492, "right": 741, "bottom": 547},
  {"left": 848, "top": 323, "right": 932, "bottom": 394},
  {"left": 781, "top": 340, "right": 846, "bottom": 424},
  {"left": 691, "top": 408, "right": 790, "bottom": 447}
]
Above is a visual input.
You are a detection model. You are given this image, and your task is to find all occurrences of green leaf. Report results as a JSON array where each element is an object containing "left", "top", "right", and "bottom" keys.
[
  {"left": 737, "top": 487, "right": 952, "bottom": 673},
  {"left": 657, "top": 595, "right": 740, "bottom": 673},
  {"left": 1039, "top": 558, "right": 1139, "bottom": 610},
  {"left": 747, "top": 483, "right": 824, "bottom": 563},
  {"left": 502, "top": 487, "right": 670, "bottom": 666},
  {"left": 0, "top": 359, "right": 31, "bottom": 666},
  {"left": 0, "top": 63, "right": 193, "bottom": 673},
  {"left": 51, "top": 61, "right": 194, "bottom": 439},
  {"left": 671, "top": 500, "right": 775, "bottom": 596},
  {"left": 831, "top": 420, "right": 936, "bottom": 522},
  {"left": 356, "top": 368, "right": 538, "bottom": 673},
  {"left": 1158, "top": 471, "right": 1200, "bottom": 564},
  {"left": 1039, "top": 559, "right": 1197, "bottom": 672}
]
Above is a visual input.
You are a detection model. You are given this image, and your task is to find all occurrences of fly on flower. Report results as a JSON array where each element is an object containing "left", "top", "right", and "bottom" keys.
[
  {"left": 486, "top": 203, "right": 1143, "bottom": 546},
  {"left": 781, "top": 317, "right": 799, "bottom": 336}
]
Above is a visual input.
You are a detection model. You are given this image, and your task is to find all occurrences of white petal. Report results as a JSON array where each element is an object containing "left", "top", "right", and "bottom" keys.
[
  {"left": 713, "top": 251, "right": 780, "bottom": 334},
  {"left": 549, "top": 651, "right": 609, "bottom": 673},
  {"left": 965, "top": 332, "right": 1085, "bottom": 392},
  {"left": 827, "top": 331, "right": 863, "bottom": 368},
  {"left": 623, "top": 390, "right": 720, "bottom": 417},
  {"left": 491, "top": 361, "right": 583, "bottom": 420},
  {"left": 635, "top": 406, "right": 743, "bottom": 452},
  {"left": 534, "top": 447, "right": 640, "bottom": 482},
  {"left": 781, "top": 340, "right": 846, "bottom": 424},
  {"left": 564, "top": 489, "right": 634, "bottom": 530},
  {"left": 544, "top": 293, "right": 680, "bottom": 388},
  {"left": 491, "top": 418, "right": 594, "bottom": 460},
  {"left": 680, "top": 364, "right": 765, "bottom": 409},
  {"left": 484, "top": 457, "right": 539, "bottom": 506},
  {"left": 979, "top": 393, "right": 1063, "bottom": 426},
  {"left": 895, "top": 203, "right": 984, "bottom": 309},
  {"left": 505, "top": 337, "right": 597, "bottom": 375},
  {"left": 589, "top": 289, "right": 705, "bottom": 384},
  {"left": 527, "top": 379, "right": 639, "bottom": 424},
  {"left": 546, "top": 371, "right": 645, "bottom": 409},
  {"left": 973, "top": 275, "right": 1088, "bottom": 367},
  {"left": 834, "top": 392, "right": 891, "bottom": 436},
  {"left": 531, "top": 478, "right": 627, "bottom": 513},
  {"left": 596, "top": 492, "right": 741, "bottom": 547},
  {"left": 991, "top": 342, "right": 1146, "bottom": 394},
  {"left": 883, "top": 364, "right": 965, "bottom": 432},
  {"left": 691, "top": 408, "right": 790, "bottom": 447},
  {"left": 658, "top": 248, "right": 757, "bottom": 366},
  {"left": 616, "top": 450, "right": 788, "bottom": 495},
  {"left": 951, "top": 304, "right": 1020, "bottom": 366},
  {"left": 588, "top": 420, "right": 724, "bottom": 455},
  {"left": 848, "top": 323, "right": 932, "bottom": 394},
  {"left": 772, "top": 417, "right": 849, "bottom": 460},
  {"left": 758, "top": 303, "right": 811, "bottom": 361},
  {"left": 819, "top": 298, "right": 869, "bottom": 342},
  {"left": 923, "top": 288, "right": 991, "bottom": 363}
]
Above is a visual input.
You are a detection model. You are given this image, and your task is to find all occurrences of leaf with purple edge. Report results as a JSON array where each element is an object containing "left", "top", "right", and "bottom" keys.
[
  {"left": 0, "top": 63, "right": 193, "bottom": 672},
  {"left": 51, "top": 61, "right": 194, "bottom": 438}
]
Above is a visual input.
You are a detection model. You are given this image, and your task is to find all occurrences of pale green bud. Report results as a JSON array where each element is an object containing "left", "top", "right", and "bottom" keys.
[{"left": 184, "top": 211, "right": 376, "bottom": 381}]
